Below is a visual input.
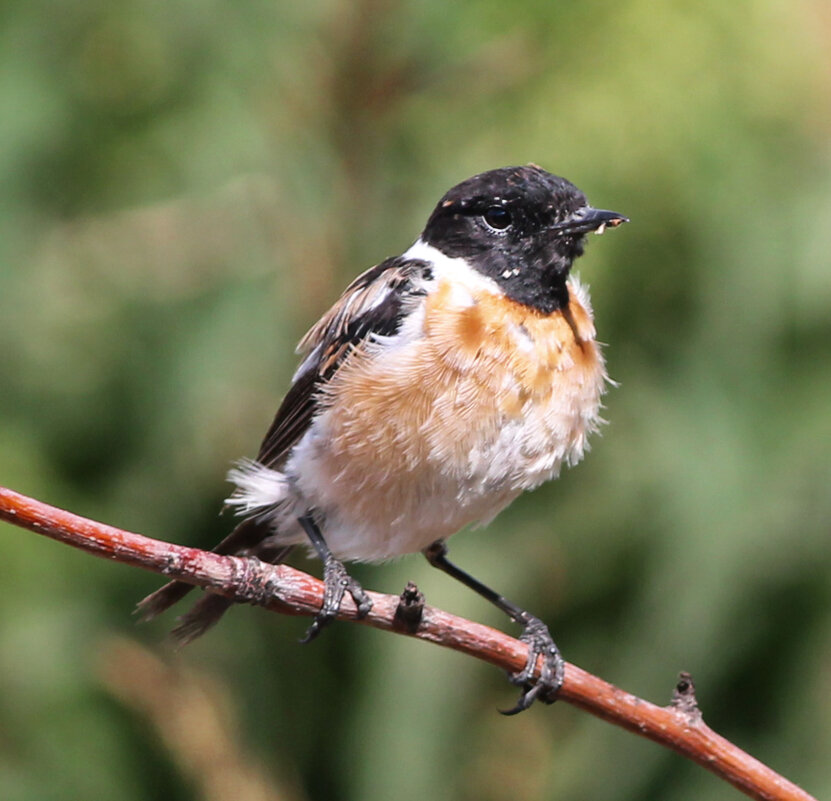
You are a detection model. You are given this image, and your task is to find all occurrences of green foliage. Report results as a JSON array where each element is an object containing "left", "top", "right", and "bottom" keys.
[{"left": 1, "top": 1, "right": 829, "bottom": 799}]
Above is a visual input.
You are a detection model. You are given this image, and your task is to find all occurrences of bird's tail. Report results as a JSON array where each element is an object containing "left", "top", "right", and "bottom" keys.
[{"left": 135, "top": 516, "right": 293, "bottom": 646}]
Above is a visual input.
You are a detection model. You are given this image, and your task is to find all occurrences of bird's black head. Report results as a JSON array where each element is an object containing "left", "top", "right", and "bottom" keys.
[{"left": 422, "top": 165, "right": 627, "bottom": 314}]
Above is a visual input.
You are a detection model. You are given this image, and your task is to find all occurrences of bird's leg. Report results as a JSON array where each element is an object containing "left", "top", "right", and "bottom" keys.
[
  {"left": 424, "top": 540, "right": 563, "bottom": 715},
  {"left": 298, "top": 515, "right": 372, "bottom": 643}
]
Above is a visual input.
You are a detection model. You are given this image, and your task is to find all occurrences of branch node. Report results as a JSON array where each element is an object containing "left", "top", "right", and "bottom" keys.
[
  {"left": 232, "top": 556, "right": 277, "bottom": 608},
  {"left": 161, "top": 552, "right": 183, "bottom": 576},
  {"left": 669, "top": 671, "right": 703, "bottom": 724},
  {"left": 393, "top": 581, "right": 425, "bottom": 632}
]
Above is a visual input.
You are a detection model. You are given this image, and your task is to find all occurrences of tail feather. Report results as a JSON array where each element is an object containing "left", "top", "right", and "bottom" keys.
[
  {"left": 135, "top": 579, "right": 196, "bottom": 623},
  {"left": 170, "top": 593, "right": 235, "bottom": 646}
]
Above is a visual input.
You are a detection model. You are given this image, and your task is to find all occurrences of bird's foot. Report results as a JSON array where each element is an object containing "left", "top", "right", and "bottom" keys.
[
  {"left": 500, "top": 613, "right": 564, "bottom": 716},
  {"left": 300, "top": 556, "right": 372, "bottom": 643}
]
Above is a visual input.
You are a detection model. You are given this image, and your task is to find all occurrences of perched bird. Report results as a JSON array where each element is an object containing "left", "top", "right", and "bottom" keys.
[{"left": 138, "top": 164, "right": 627, "bottom": 713}]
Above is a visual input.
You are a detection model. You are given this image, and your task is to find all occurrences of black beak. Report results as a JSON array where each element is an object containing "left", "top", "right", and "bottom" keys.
[{"left": 553, "top": 207, "right": 629, "bottom": 236}]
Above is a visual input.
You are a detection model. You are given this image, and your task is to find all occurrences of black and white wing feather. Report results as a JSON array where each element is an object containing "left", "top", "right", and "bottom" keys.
[{"left": 256, "top": 255, "right": 432, "bottom": 467}]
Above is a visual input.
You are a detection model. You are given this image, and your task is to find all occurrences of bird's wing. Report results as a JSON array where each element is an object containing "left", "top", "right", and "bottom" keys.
[{"left": 256, "top": 255, "right": 432, "bottom": 467}]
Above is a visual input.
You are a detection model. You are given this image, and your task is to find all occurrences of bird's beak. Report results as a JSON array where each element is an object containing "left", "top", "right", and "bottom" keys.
[{"left": 553, "top": 207, "right": 629, "bottom": 236}]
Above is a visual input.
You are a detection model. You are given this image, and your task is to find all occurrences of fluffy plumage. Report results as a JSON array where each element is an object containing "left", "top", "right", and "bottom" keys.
[{"left": 228, "top": 241, "right": 606, "bottom": 561}]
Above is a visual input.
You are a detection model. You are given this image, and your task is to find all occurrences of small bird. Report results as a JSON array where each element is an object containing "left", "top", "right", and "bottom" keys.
[{"left": 138, "top": 164, "right": 627, "bottom": 713}]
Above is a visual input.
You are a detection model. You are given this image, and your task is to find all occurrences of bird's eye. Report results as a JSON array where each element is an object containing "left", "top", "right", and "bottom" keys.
[{"left": 482, "top": 206, "right": 512, "bottom": 231}]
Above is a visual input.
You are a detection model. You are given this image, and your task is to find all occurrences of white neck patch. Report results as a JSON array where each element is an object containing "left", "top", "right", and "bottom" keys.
[{"left": 403, "top": 239, "right": 505, "bottom": 300}]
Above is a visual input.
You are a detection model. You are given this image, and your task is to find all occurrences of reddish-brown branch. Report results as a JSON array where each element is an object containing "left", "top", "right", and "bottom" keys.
[{"left": 0, "top": 485, "right": 816, "bottom": 801}]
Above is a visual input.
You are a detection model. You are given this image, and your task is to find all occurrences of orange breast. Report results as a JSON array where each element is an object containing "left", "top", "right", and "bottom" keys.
[{"left": 421, "top": 279, "right": 602, "bottom": 420}]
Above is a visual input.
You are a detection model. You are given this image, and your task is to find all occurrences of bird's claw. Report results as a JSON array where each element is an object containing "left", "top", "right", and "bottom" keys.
[
  {"left": 500, "top": 614, "right": 563, "bottom": 716},
  {"left": 300, "top": 557, "right": 372, "bottom": 644}
]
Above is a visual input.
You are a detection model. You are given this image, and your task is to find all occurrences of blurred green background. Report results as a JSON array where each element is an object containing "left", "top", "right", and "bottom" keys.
[{"left": 1, "top": 1, "right": 830, "bottom": 799}]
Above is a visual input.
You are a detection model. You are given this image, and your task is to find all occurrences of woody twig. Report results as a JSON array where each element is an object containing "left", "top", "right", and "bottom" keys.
[{"left": 0, "top": 485, "right": 815, "bottom": 801}]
